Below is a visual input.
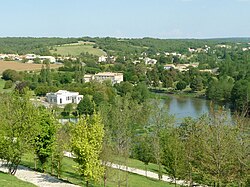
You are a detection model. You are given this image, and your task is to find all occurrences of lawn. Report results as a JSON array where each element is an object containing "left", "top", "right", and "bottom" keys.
[
  {"left": 50, "top": 43, "right": 106, "bottom": 57},
  {"left": 21, "top": 153, "right": 176, "bottom": 187},
  {"left": 0, "top": 171, "right": 36, "bottom": 187}
]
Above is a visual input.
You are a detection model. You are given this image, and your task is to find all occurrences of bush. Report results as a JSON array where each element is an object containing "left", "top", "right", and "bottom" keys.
[
  {"left": 2, "top": 69, "right": 23, "bottom": 82},
  {"left": 3, "top": 80, "right": 13, "bottom": 89},
  {"left": 176, "top": 81, "right": 187, "bottom": 91}
]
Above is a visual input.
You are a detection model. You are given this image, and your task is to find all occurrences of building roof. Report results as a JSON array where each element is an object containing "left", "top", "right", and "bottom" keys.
[{"left": 95, "top": 72, "right": 123, "bottom": 76}]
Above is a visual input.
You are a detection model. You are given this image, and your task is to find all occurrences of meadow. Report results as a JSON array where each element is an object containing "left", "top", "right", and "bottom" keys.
[{"left": 50, "top": 43, "right": 106, "bottom": 57}]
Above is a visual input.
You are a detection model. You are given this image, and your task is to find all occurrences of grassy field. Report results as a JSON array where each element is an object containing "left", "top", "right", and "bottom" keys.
[
  {"left": 50, "top": 43, "right": 106, "bottom": 57},
  {"left": 21, "top": 153, "right": 175, "bottom": 187},
  {"left": 0, "top": 61, "right": 62, "bottom": 74},
  {"left": 0, "top": 171, "right": 36, "bottom": 187}
]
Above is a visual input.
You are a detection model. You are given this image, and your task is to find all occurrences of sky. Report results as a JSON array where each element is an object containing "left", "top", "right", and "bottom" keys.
[{"left": 0, "top": 0, "right": 250, "bottom": 39}]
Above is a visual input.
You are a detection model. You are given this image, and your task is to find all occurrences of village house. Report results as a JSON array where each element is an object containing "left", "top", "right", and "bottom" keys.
[
  {"left": 163, "top": 64, "right": 175, "bottom": 70},
  {"left": 144, "top": 57, "right": 157, "bottom": 65},
  {"left": 46, "top": 90, "right": 83, "bottom": 105},
  {"left": 83, "top": 74, "right": 94, "bottom": 82},
  {"left": 98, "top": 55, "right": 107, "bottom": 62},
  {"left": 83, "top": 72, "right": 123, "bottom": 85},
  {"left": 25, "top": 54, "right": 56, "bottom": 63},
  {"left": 94, "top": 72, "right": 123, "bottom": 84}
]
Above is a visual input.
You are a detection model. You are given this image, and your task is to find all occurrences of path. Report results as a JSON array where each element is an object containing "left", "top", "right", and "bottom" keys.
[
  {"left": 0, "top": 160, "right": 80, "bottom": 187},
  {"left": 64, "top": 152, "right": 203, "bottom": 187}
]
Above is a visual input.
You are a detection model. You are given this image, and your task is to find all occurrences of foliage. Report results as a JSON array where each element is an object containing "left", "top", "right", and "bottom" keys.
[
  {"left": 231, "top": 79, "right": 250, "bottom": 112},
  {"left": 77, "top": 95, "right": 94, "bottom": 116},
  {"left": 33, "top": 108, "right": 57, "bottom": 171},
  {"left": 71, "top": 113, "right": 104, "bottom": 186},
  {"left": 176, "top": 81, "right": 187, "bottom": 91},
  {"left": 190, "top": 76, "right": 203, "bottom": 91},
  {"left": 3, "top": 80, "right": 13, "bottom": 89},
  {"left": 2, "top": 69, "right": 23, "bottom": 82},
  {"left": 0, "top": 92, "right": 40, "bottom": 175}
]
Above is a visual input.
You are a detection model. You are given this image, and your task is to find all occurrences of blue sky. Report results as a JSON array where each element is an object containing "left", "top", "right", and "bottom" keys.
[{"left": 0, "top": 0, "right": 250, "bottom": 38}]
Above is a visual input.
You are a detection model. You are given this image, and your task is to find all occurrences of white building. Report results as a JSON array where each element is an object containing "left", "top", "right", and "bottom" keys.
[
  {"left": 83, "top": 74, "right": 94, "bottom": 83},
  {"left": 164, "top": 64, "right": 175, "bottom": 70},
  {"left": 25, "top": 54, "right": 37, "bottom": 60},
  {"left": 98, "top": 55, "right": 107, "bottom": 62},
  {"left": 25, "top": 54, "right": 56, "bottom": 63},
  {"left": 39, "top": 56, "right": 56, "bottom": 63},
  {"left": 83, "top": 72, "right": 123, "bottom": 85},
  {"left": 94, "top": 72, "right": 123, "bottom": 84},
  {"left": 46, "top": 90, "right": 83, "bottom": 105},
  {"left": 144, "top": 57, "right": 157, "bottom": 65}
]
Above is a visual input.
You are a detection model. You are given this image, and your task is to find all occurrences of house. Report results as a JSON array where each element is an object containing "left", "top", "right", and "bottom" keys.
[
  {"left": 164, "top": 64, "right": 175, "bottom": 70},
  {"left": 94, "top": 72, "right": 123, "bottom": 84},
  {"left": 25, "top": 54, "right": 56, "bottom": 63},
  {"left": 144, "top": 57, "right": 157, "bottom": 65},
  {"left": 175, "top": 64, "right": 189, "bottom": 72},
  {"left": 83, "top": 72, "right": 123, "bottom": 85},
  {"left": 98, "top": 55, "right": 107, "bottom": 62},
  {"left": 25, "top": 54, "right": 37, "bottom": 60},
  {"left": 83, "top": 74, "right": 95, "bottom": 82},
  {"left": 39, "top": 56, "right": 56, "bottom": 63},
  {"left": 46, "top": 90, "right": 83, "bottom": 105}
]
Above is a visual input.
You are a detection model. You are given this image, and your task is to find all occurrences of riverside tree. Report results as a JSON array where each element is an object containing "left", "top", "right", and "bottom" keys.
[
  {"left": 71, "top": 113, "right": 104, "bottom": 187},
  {"left": 100, "top": 95, "right": 149, "bottom": 186},
  {"left": 147, "top": 100, "right": 175, "bottom": 180}
]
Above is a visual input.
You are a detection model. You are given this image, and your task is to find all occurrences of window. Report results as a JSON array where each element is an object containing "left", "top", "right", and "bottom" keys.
[{"left": 60, "top": 98, "right": 62, "bottom": 104}]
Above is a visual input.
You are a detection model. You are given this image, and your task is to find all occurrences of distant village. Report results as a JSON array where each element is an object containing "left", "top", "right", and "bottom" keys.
[{"left": 1, "top": 43, "right": 238, "bottom": 85}]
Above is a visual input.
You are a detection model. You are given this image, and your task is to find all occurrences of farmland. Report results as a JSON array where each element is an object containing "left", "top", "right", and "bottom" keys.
[
  {"left": 0, "top": 61, "right": 62, "bottom": 74},
  {"left": 50, "top": 42, "right": 106, "bottom": 57}
]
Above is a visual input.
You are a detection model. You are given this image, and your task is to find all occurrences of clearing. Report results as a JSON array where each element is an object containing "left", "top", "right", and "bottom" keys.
[{"left": 50, "top": 42, "right": 106, "bottom": 57}]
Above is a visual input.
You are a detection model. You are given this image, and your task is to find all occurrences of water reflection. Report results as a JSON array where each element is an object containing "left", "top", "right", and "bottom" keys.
[{"left": 162, "top": 94, "right": 231, "bottom": 121}]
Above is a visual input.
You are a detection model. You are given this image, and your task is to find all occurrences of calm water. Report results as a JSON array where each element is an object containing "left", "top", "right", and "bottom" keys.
[{"left": 163, "top": 94, "right": 231, "bottom": 120}]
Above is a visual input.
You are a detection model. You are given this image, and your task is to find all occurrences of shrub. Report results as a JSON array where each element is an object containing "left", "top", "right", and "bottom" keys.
[{"left": 3, "top": 80, "right": 13, "bottom": 89}]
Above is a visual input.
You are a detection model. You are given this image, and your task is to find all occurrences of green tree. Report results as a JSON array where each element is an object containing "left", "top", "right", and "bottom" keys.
[
  {"left": 2, "top": 69, "right": 22, "bottom": 82},
  {"left": 77, "top": 95, "right": 94, "bottom": 116},
  {"left": 176, "top": 81, "right": 187, "bottom": 91},
  {"left": 33, "top": 57, "right": 41, "bottom": 64},
  {"left": 133, "top": 134, "right": 152, "bottom": 177},
  {"left": 3, "top": 80, "right": 13, "bottom": 89},
  {"left": 62, "top": 103, "right": 74, "bottom": 117},
  {"left": 231, "top": 80, "right": 250, "bottom": 112},
  {"left": 190, "top": 76, "right": 203, "bottom": 91},
  {"left": 161, "top": 127, "right": 185, "bottom": 187},
  {"left": 148, "top": 100, "right": 175, "bottom": 180},
  {"left": 71, "top": 113, "right": 104, "bottom": 186},
  {"left": 197, "top": 110, "right": 239, "bottom": 186},
  {"left": 33, "top": 108, "right": 57, "bottom": 171},
  {"left": 0, "top": 92, "right": 40, "bottom": 175}
]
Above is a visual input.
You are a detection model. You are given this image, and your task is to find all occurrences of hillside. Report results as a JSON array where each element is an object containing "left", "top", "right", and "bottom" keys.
[{"left": 50, "top": 42, "right": 106, "bottom": 57}]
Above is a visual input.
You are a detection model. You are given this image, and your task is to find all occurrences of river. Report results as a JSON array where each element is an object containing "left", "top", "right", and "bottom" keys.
[{"left": 163, "top": 94, "right": 231, "bottom": 121}]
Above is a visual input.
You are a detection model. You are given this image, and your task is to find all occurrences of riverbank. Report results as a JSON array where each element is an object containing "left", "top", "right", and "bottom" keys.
[{"left": 149, "top": 87, "right": 206, "bottom": 100}]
